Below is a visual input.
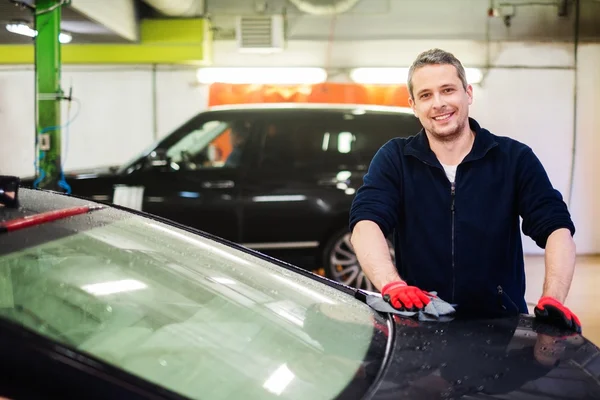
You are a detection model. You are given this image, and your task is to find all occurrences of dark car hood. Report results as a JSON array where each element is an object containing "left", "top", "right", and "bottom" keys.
[{"left": 366, "top": 313, "right": 600, "bottom": 400}]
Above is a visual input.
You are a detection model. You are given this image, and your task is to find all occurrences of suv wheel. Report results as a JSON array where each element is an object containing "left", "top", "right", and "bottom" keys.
[{"left": 322, "top": 229, "right": 395, "bottom": 291}]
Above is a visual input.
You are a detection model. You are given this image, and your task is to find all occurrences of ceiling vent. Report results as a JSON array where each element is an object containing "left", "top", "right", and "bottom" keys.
[{"left": 235, "top": 15, "right": 285, "bottom": 53}]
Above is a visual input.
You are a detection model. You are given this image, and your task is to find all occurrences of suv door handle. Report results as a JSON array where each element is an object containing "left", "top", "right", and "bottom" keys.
[{"left": 201, "top": 180, "right": 235, "bottom": 189}]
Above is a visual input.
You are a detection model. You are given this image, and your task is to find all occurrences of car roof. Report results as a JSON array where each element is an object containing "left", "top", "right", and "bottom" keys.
[{"left": 206, "top": 102, "right": 415, "bottom": 115}]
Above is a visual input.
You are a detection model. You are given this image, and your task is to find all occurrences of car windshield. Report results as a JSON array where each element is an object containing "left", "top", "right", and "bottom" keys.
[{"left": 0, "top": 205, "right": 387, "bottom": 400}]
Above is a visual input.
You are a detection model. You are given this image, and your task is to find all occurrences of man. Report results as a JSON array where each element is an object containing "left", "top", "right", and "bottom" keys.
[{"left": 349, "top": 48, "right": 581, "bottom": 332}]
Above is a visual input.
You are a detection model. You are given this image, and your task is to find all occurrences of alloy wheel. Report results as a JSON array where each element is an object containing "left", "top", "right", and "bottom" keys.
[{"left": 328, "top": 232, "right": 395, "bottom": 291}]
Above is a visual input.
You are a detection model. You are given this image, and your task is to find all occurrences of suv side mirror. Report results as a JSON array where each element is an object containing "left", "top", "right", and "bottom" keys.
[
  {"left": 0, "top": 176, "right": 20, "bottom": 208},
  {"left": 146, "top": 149, "right": 170, "bottom": 169}
]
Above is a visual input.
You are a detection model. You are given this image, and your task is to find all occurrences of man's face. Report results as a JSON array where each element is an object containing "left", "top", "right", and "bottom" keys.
[{"left": 408, "top": 63, "right": 473, "bottom": 142}]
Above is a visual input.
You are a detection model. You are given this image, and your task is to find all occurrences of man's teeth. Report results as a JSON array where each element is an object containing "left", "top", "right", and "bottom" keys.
[{"left": 434, "top": 113, "right": 453, "bottom": 121}]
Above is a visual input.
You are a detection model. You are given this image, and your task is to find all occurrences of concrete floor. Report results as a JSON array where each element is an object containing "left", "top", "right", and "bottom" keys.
[{"left": 524, "top": 255, "right": 600, "bottom": 345}]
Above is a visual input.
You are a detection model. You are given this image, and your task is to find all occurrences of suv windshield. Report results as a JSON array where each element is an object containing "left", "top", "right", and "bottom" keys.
[{"left": 0, "top": 205, "right": 388, "bottom": 400}]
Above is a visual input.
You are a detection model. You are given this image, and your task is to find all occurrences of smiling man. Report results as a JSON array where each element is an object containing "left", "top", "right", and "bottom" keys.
[{"left": 349, "top": 48, "right": 582, "bottom": 333}]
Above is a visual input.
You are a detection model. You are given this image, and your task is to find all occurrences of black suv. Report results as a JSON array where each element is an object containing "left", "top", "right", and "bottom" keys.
[{"left": 23, "top": 103, "right": 422, "bottom": 290}]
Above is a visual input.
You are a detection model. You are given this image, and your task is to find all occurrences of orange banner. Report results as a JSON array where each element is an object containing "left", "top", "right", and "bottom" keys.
[{"left": 208, "top": 82, "right": 411, "bottom": 107}]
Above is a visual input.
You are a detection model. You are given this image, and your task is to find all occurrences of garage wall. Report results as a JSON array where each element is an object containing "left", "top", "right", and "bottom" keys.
[
  {"left": 0, "top": 65, "right": 208, "bottom": 176},
  {"left": 0, "top": 40, "right": 597, "bottom": 254}
]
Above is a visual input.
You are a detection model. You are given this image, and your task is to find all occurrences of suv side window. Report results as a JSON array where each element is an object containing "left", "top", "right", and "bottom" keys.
[
  {"left": 165, "top": 119, "right": 254, "bottom": 171},
  {"left": 257, "top": 112, "right": 421, "bottom": 169}
]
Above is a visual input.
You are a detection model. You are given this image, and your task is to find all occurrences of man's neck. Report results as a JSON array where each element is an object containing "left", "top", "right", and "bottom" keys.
[{"left": 427, "top": 127, "right": 475, "bottom": 166}]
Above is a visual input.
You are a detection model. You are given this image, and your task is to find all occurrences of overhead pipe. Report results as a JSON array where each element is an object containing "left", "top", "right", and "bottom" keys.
[
  {"left": 287, "top": 0, "right": 361, "bottom": 15},
  {"left": 141, "top": 0, "right": 204, "bottom": 17}
]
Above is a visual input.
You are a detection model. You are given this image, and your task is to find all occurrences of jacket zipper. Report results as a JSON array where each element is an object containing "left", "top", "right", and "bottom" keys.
[{"left": 451, "top": 181, "right": 456, "bottom": 303}]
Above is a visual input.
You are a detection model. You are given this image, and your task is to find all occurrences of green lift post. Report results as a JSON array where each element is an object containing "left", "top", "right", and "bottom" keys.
[{"left": 35, "top": 0, "right": 65, "bottom": 191}]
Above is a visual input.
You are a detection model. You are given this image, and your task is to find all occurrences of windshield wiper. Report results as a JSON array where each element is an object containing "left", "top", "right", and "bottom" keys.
[{"left": 0, "top": 205, "right": 105, "bottom": 234}]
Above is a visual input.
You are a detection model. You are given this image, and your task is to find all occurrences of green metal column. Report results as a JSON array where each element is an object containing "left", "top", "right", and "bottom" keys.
[{"left": 35, "top": 0, "right": 63, "bottom": 191}]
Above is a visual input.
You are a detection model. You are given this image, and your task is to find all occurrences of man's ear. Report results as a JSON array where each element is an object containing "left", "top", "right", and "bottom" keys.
[
  {"left": 408, "top": 96, "right": 418, "bottom": 118},
  {"left": 466, "top": 84, "right": 474, "bottom": 105}
]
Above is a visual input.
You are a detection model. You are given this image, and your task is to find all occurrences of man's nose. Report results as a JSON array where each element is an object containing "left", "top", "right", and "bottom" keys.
[{"left": 432, "top": 93, "right": 446, "bottom": 108}]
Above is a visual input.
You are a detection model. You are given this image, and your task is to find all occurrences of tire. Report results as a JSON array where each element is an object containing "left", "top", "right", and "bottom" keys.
[{"left": 321, "top": 228, "right": 395, "bottom": 291}]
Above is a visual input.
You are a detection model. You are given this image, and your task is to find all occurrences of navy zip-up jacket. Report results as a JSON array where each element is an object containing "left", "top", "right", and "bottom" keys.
[{"left": 349, "top": 117, "right": 575, "bottom": 317}]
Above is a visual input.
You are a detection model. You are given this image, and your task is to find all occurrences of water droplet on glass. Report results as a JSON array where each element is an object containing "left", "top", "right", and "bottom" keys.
[
  {"left": 159, "top": 359, "right": 167, "bottom": 367},
  {"left": 106, "top": 306, "right": 112, "bottom": 312}
]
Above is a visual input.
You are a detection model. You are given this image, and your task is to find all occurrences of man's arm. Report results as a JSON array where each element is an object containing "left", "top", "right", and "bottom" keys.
[
  {"left": 542, "top": 228, "right": 576, "bottom": 303},
  {"left": 515, "top": 146, "right": 581, "bottom": 331},
  {"left": 350, "top": 220, "right": 402, "bottom": 291}
]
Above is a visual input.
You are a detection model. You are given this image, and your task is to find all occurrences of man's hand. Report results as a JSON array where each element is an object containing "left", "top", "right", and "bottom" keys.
[
  {"left": 534, "top": 296, "right": 582, "bottom": 334},
  {"left": 382, "top": 281, "right": 431, "bottom": 311}
]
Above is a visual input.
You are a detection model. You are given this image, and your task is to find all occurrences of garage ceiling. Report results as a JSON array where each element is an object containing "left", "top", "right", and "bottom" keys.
[
  {"left": 0, "top": 0, "right": 598, "bottom": 45},
  {"left": 208, "top": 0, "right": 600, "bottom": 42},
  {"left": 0, "top": 0, "right": 142, "bottom": 44}
]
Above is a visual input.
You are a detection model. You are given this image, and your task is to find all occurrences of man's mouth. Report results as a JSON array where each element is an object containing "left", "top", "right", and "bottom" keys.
[{"left": 432, "top": 112, "right": 455, "bottom": 121}]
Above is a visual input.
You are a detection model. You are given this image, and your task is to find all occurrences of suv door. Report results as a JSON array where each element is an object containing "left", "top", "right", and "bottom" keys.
[
  {"left": 239, "top": 109, "right": 420, "bottom": 255},
  {"left": 114, "top": 115, "right": 259, "bottom": 242}
]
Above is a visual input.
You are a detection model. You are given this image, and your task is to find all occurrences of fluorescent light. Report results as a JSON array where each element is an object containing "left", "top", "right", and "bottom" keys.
[
  {"left": 59, "top": 32, "right": 72, "bottom": 44},
  {"left": 263, "top": 364, "right": 295, "bottom": 395},
  {"left": 5, "top": 23, "right": 72, "bottom": 44},
  {"left": 6, "top": 23, "right": 36, "bottom": 38},
  {"left": 82, "top": 279, "right": 147, "bottom": 296},
  {"left": 196, "top": 67, "right": 327, "bottom": 85},
  {"left": 350, "top": 67, "right": 483, "bottom": 85}
]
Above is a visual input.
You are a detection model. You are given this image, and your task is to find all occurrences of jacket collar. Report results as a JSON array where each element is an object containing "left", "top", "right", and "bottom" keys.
[{"left": 403, "top": 117, "right": 498, "bottom": 167}]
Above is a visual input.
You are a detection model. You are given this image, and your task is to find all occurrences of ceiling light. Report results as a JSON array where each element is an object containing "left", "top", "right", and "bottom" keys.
[
  {"left": 5, "top": 23, "right": 72, "bottom": 44},
  {"left": 350, "top": 67, "right": 484, "bottom": 85},
  {"left": 196, "top": 67, "right": 328, "bottom": 85},
  {"left": 6, "top": 23, "right": 36, "bottom": 38},
  {"left": 59, "top": 32, "right": 72, "bottom": 44}
]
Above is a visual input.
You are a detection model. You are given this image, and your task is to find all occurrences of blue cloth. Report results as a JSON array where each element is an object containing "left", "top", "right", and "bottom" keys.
[
  {"left": 365, "top": 292, "right": 456, "bottom": 322},
  {"left": 349, "top": 117, "right": 575, "bottom": 317}
]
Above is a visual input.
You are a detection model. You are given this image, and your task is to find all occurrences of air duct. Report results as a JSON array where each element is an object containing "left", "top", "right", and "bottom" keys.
[
  {"left": 141, "top": 0, "right": 204, "bottom": 17},
  {"left": 287, "top": 0, "right": 361, "bottom": 15}
]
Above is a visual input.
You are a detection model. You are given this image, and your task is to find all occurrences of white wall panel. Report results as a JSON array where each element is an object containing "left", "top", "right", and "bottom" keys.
[
  {"left": 470, "top": 69, "right": 576, "bottom": 254},
  {"left": 212, "top": 39, "right": 574, "bottom": 68},
  {"left": 0, "top": 69, "right": 35, "bottom": 177},
  {"left": 59, "top": 67, "right": 154, "bottom": 171},
  {"left": 569, "top": 45, "right": 600, "bottom": 254},
  {"left": 155, "top": 67, "right": 210, "bottom": 139}
]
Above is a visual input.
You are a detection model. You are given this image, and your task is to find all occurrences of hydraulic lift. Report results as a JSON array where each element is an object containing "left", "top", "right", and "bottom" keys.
[{"left": 33, "top": 0, "right": 70, "bottom": 192}]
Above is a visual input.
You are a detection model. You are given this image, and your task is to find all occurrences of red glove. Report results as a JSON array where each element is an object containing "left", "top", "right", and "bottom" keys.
[
  {"left": 381, "top": 281, "right": 432, "bottom": 310},
  {"left": 534, "top": 296, "right": 582, "bottom": 334}
]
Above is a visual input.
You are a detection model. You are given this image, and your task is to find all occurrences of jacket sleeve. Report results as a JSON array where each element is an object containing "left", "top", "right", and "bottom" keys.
[
  {"left": 516, "top": 146, "right": 575, "bottom": 248},
  {"left": 349, "top": 143, "right": 402, "bottom": 237}
]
